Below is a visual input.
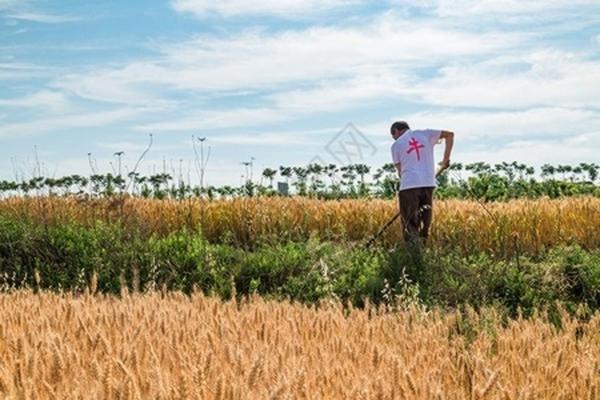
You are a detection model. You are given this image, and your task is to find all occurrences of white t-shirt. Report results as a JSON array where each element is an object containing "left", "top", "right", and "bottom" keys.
[{"left": 390, "top": 129, "right": 442, "bottom": 191}]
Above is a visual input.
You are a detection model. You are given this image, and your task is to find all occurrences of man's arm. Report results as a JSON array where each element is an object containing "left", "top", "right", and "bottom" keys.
[
  {"left": 394, "top": 163, "right": 401, "bottom": 177},
  {"left": 439, "top": 130, "right": 454, "bottom": 170}
]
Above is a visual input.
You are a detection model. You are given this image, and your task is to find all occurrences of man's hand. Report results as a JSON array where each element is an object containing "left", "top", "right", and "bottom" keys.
[
  {"left": 440, "top": 130, "right": 454, "bottom": 174},
  {"left": 436, "top": 159, "right": 450, "bottom": 177},
  {"left": 439, "top": 159, "right": 450, "bottom": 170}
]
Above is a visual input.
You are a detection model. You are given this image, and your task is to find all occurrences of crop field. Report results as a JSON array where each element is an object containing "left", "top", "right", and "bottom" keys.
[
  {"left": 1, "top": 196, "right": 599, "bottom": 309},
  {"left": 0, "top": 291, "right": 598, "bottom": 399},
  {"left": 0, "top": 0, "right": 600, "bottom": 400},
  {"left": 1, "top": 195, "right": 599, "bottom": 398},
  {"left": 4, "top": 0, "right": 600, "bottom": 397},
  {"left": 2, "top": 196, "right": 600, "bottom": 254}
]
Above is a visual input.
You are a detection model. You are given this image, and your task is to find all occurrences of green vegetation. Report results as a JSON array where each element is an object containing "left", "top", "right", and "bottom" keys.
[
  {"left": 1, "top": 214, "right": 598, "bottom": 316},
  {"left": 1, "top": 161, "right": 598, "bottom": 200}
]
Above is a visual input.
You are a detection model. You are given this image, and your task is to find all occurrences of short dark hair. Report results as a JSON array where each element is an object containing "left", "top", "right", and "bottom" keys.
[{"left": 390, "top": 121, "right": 410, "bottom": 134}]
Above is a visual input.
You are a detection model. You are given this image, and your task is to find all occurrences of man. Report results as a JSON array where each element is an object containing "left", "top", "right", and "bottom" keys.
[{"left": 390, "top": 121, "right": 454, "bottom": 245}]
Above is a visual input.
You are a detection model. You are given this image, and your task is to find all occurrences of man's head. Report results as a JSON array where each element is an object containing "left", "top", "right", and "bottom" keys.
[{"left": 390, "top": 121, "right": 410, "bottom": 140}]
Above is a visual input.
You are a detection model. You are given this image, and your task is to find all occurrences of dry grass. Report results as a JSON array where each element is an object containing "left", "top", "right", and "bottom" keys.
[
  {"left": 0, "top": 291, "right": 598, "bottom": 399},
  {"left": 2, "top": 196, "right": 599, "bottom": 254}
]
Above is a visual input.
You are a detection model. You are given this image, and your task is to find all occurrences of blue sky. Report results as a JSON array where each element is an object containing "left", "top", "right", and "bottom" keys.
[{"left": 1, "top": 0, "right": 599, "bottom": 186}]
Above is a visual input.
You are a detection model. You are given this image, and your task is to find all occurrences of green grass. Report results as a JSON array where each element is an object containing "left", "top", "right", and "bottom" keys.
[{"left": 1, "top": 215, "right": 598, "bottom": 317}]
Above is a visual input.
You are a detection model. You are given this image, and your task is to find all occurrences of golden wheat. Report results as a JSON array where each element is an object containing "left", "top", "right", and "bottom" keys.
[
  {"left": 1, "top": 196, "right": 599, "bottom": 253},
  {"left": 0, "top": 291, "right": 597, "bottom": 399}
]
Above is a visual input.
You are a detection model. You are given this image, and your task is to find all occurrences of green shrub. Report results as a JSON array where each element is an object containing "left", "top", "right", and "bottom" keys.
[{"left": 0, "top": 213, "right": 598, "bottom": 314}]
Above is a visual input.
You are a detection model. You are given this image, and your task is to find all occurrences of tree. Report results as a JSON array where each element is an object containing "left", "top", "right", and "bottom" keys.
[
  {"left": 292, "top": 167, "right": 308, "bottom": 196},
  {"left": 590, "top": 164, "right": 599, "bottom": 182},
  {"left": 307, "top": 163, "right": 325, "bottom": 196},
  {"left": 580, "top": 163, "right": 599, "bottom": 182},
  {"left": 353, "top": 164, "right": 370, "bottom": 196},
  {"left": 325, "top": 164, "right": 338, "bottom": 186},
  {"left": 340, "top": 165, "right": 357, "bottom": 196},
  {"left": 262, "top": 168, "right": 277, "bottom": 189},
  {"left": 541, "top": 164, "right": 556, "bottom": 180},
  {"left": 279, "top": 166, "right": 292, "bottom": 184}
]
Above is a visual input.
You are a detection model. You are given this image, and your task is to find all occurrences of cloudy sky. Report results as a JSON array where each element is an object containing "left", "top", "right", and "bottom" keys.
[{"left": 1, "top": 0, "right": 599, "bottom": 185}]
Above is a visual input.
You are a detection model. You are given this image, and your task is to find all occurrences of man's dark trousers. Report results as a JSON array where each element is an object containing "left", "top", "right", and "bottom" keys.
[{"left": 398, "top": 187, "right": 434, "bottom": 244}]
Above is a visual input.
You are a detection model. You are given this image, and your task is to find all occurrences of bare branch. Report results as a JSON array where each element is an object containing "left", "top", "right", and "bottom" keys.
[{"left": 126, "top": 133, "right": 153, "bottom": 193}]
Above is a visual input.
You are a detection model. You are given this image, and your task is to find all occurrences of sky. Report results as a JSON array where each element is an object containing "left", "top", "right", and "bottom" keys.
[{"left": 1, "top": 0, "right": 599, "bottom": 186}]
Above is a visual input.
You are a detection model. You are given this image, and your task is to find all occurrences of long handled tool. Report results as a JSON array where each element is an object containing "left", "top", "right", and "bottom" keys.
[
  {"left": 365, "top": 166, "right": 448, "bottom": 248},
  {"left": 365, "top": 211, "right": 401, "bottom": 248}
]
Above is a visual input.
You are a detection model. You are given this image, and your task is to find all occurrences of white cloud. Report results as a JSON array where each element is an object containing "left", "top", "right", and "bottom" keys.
[
  {"left": 0, "top": 0, "right": 20, "bottom": 10},
  {"left": 412, "top": 51, "right": 600, "bottom": 109},
  {"left": 0, "top": 108, "right": 151, "bottom": 138},
  {"left": 97, "top": 140, "right": 183, "bottom": 153},
  {"left": 135, "top": 107, "right": 288, "bottom": 132},
  {"left": 1, "top": 0, "right": 81, "bottom": 25},
  {"left": 356, "top": 106, "right": 600, "bottom": 169},
  {"left": 456, "top": 131, "right": 600, "bottom": 168},
  {"left": 418, "top": 107, "right": 600, "bottom": 139},
  {"left": 7, "top": 12, "right": 79, "bottom": 23},
  {"left": 54, "top": 63, "right": 175, "bottom": 105},
  {"left": 54, "top": 13, "right": 523, "bottom": 106},
  {"left": 268, "top": 72, "right": 410, "bottom": 112},
  {"left": 0, "top": 62, "right": 43, "bottom": 70},
  {"left": 55, "top": 11, "right": 600, "bottom": 142},
  {"left": 211, "top": 133, "right": 308, "bottom": 146},
  {"left": 136, "top": 45, "right": 600, "bottom": 133},
  {"left": 0, "top": 62, "right": 50, "bottom": 80},
  {"left": 393, "top": 0, "right": 600, "bottom": 23},
  {"left": 132, "top": 73, "right": 410, "bottom": 133},
  {"left": 210, "top": 127, "right": 331, "bottom": 146},
  {"left": 0, "top": 90, "right": 70, "bottom": 112},
  {"left": 171, "top": 0, "right": 360, "bottom": 18},
  {"left": 3, "top": 1, "right": 599, "bottom": 181},
  {"left": 430, "top": 0, "right": 597, "bottom": 17},
  {"left": 361, "top": 107, "right": 600, "bottom": 141}
]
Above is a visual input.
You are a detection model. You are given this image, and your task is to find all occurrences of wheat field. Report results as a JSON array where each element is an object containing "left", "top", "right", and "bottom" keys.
[
  {"left": 0, "top": 291, "right": 597, "bottom": 399},
  {"left": 2, "top": 196, "right": 599, "bottom": 254}
]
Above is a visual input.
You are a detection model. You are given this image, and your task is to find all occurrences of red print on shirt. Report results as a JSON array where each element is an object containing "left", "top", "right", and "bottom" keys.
[{"left": 407, "top": 138, "right": 425, "bottom": 161}]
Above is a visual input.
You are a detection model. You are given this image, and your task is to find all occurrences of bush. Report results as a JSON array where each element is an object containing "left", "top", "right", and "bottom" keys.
[{"left": 0, "top": 214, "right": 598, "bottom": 315}]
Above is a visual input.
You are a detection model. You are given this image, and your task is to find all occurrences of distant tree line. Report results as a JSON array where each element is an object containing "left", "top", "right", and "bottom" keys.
[{"left": 0, "top": 162, "right": 598, "bottom": 201}]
